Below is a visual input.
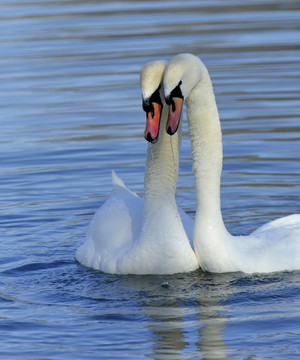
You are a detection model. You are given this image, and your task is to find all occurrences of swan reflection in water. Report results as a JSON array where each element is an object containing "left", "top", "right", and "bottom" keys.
[{"left": 123, "top": 272, "right": 231, "bottom": 360}]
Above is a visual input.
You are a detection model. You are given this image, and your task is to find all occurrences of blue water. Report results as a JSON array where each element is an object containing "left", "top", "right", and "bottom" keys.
[{"left": 1, "top": 0, "right": 300, "bottom": 358}]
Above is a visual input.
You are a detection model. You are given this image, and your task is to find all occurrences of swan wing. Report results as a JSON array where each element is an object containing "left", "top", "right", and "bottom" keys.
[
  {"left": 111, "top": 170, "right": 138, "bottom": 197},
  {"left": 240, "top": 214, "right": 300, "bottom": 272},
  {"left": 75, "top": 172, "right": 143, "bottom": 272},
  {"left": 252, "top": 214, "right": 300, "bottom": 239}
]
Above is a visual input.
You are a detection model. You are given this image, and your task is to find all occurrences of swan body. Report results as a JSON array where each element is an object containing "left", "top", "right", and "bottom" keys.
[
  {"left": 163, "top": 53, "right": 300, "bottom": 273},
  {"left": 76, "top": 60, "right": 198, "bottom": 275}
]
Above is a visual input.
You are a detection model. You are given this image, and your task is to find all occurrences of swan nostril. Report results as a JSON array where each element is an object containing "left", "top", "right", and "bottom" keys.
[{"left": 171, "top": 100, "right": 176, "bottom": 112}]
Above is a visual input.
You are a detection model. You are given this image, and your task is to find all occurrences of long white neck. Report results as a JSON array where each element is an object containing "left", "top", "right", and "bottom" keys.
[
  {"left": 186, "top": 65, "right": 223, "bottom": 218},
  {"left": 185, "top": 64, "right": 229, "bottom": 264},
  {"left": 143, "top": 105, "right": 180, "bottom": 207}
]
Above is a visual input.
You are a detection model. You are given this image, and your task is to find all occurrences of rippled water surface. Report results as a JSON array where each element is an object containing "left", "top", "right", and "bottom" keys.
[{"left": 1, "top": 0, "right": 300, "bottom": 359}]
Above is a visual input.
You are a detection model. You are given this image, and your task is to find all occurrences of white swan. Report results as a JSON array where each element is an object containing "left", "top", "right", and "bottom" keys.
[
  {"left": 162, "top": 53, "right": 300, "bottom": 273},
  {"left": 75, "top": 59, "right": 199, "bottom": 274}
]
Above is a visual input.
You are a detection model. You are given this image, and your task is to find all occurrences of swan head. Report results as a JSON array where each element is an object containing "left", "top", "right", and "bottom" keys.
[
  {"left": 163, "top": 53, "right": 203, "bottom": 135},
  {"left": 140, "top": 60, "right": 167, "bottom": 143}
]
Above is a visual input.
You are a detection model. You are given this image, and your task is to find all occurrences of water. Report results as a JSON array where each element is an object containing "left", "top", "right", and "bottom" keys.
[{"left": 1, "top": 0, "right": 300, "bottom": 358}]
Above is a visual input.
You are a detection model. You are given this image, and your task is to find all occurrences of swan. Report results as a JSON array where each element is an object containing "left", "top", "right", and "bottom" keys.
[
  {"left": 75, "top": 59, "right": 199, "bottom": 274},
  {"left": 162, "top": 53, "right": 300, "bottom": 273}
]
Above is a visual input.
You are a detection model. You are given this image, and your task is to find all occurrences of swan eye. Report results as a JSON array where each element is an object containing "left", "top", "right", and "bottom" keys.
[
  {"left": 150, "top": 85, "right": 163, "bottom": 106},
  {"left": 142, "top": 98, "right": 151, "bottom": 113},
  {"left": 169, "top": 81, "right": 183, "bottom": 101},
  {"left": 142, "top": 85, "right": 163, "bottom": 113},
  {"left": 166, "top": 81, "right": 183, "bottom": 110}
]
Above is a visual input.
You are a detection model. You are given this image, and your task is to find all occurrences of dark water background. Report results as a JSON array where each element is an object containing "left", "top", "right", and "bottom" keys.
[{"left": 1, "top": 0, "right": 300, "bottom": 358}]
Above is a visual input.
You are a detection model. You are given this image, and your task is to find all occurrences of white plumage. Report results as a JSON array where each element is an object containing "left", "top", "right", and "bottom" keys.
[
  {"left": 75, "top": 60, "right": 199, "bottom": 274},
  {"left": 163, "top": 53, "right": 300, "bottom": 273}
]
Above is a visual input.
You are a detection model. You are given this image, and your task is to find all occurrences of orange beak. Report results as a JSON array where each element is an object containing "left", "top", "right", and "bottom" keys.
[
  {"left": 144, "top": 102, "right": 162, "bottom": 143},
  {"left": 166, "top": 97, "right": 183, "bottom": 135}
]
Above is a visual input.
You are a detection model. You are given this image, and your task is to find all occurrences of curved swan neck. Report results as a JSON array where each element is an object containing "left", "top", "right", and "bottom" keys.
[
  {"left": 144, "top": 105, "right": 180, "bottom": 203},
  {"left": 185, "top": 64, "right": 223, "bottom": 219}
]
